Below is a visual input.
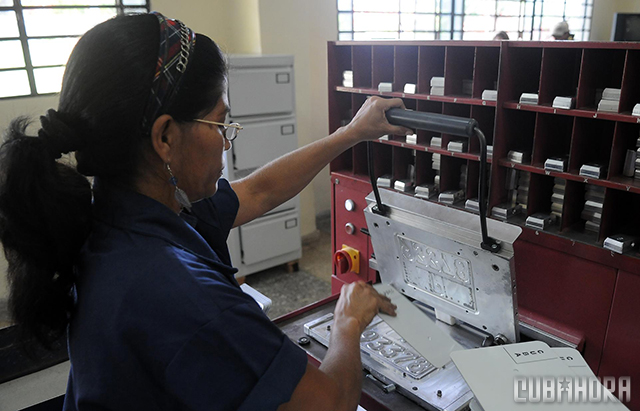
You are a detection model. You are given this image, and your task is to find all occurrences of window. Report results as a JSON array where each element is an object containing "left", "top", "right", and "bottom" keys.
[
  {"left": 0, "top": 0, "right": 149, "bottom": 99},
  {"left": 337, "top": 0, "right": 593, "bottom": 42}
]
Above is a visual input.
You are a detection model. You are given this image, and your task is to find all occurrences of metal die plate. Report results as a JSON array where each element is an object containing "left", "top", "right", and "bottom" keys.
[
  {"left": 447, "top": 140, "right": 468, "bottom": 153},
  {"left": 544, "top": 157, "right": 567, "bottom": 172},
  {"left": 525, "top": 213, "right": 555, "bottom": 231},
  {"left": 491, "top": 203, "right": 522, "bottom": 220},
  {"left": 507, "top": 150, "right": 530, "bottom": 164},
  {"left": 603, "top": 234, "right": 638, "bottom": 254},
  {"left": 361, "top": 322, "right": 434, "bottom": 379},
  {"left": 397, "top": 235, "right": 478, "bottom": 312},
  {"left": 438, "top": 190, "right": 464, "bottom": 205},
  {"left": 305, "top": 313, "right": 473, "bottom": 411},
  {"left": 394, "top": 179, "right": 415, "bottom": 193},
  {"left": 365, "top": 190, "right": 521, "bottom": 343},
  {"left": 377, "top": 174, "right": 393, "bottom": 188},
  {"left": 415, "top": 184, "right": 438, "bottom": 199},
  {"left": 465, "top": 198, "right": 480, "bottom": 214},
  {"left": 304, "top": 314, "right": 435, "bottom": 379},
  {"left": 579, "top": 164, "right": 602, "bottom": 179}
]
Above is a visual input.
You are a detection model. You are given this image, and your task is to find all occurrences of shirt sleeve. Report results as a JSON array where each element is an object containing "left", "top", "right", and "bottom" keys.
[
  {"left": 211, "top": 178, "right": 239, "bottom": 236},
  {"left": 164, "top": 302, "right": 308, "bottom": 411},
  {"left": 191, "top": 178, "right": 238, "bottom": 237},
  {"left": 188, "top": 179, "right": 239, "bottom": 266}
]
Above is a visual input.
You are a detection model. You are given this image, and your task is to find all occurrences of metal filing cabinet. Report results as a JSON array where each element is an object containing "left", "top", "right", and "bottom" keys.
[{"left": 224, "top": 55, "right": 301, "bottom": 277}]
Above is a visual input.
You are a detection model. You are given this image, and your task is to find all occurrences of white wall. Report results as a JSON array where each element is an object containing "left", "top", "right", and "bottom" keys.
[
  {"left": 150, "top": 0, "right": 262, "bottom": 54},
  {"left": 591, "top": 0, "right": 640, "bottom": 40},
  {"left": 0, "top": 95, "right": 60, "bottom": 134},
  {"left": 257, "top": 0, "right": 337, "bottom": 231}
]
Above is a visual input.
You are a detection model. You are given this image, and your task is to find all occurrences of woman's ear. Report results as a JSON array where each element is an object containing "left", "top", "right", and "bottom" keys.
[{"left": 150, "top": 114, "right": 180, "bottom": 163}]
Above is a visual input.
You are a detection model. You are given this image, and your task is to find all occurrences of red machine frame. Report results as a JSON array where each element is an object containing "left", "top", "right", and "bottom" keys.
[{"left": 327, "top": 40, "right": 640, "bottom": 411}]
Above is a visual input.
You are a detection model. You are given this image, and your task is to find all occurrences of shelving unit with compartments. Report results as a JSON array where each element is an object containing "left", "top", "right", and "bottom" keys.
[{"left": 328, "top": 40, "right": 640, "bottom": 409}]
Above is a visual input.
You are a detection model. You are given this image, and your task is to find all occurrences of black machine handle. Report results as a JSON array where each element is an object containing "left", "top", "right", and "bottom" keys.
[
  {"left": 385, "top": 108, "right": 478, "bottom": 138},
  {"left": 368, "top": 109, "right": 500, "bottom": 253}
]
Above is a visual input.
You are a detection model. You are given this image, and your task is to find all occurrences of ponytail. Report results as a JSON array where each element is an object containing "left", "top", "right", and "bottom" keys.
[{"left": 0, "top": 114, "right": 92, "bottom": 347}]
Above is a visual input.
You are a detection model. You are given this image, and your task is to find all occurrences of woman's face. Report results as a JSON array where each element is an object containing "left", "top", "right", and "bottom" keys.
[{"left": 172, "top": 93, "right": 231, "bottom": 202}]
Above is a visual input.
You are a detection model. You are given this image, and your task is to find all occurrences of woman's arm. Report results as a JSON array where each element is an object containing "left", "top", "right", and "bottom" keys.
[
  {"left": 277, "top": 282, "right": 397, "bottom": 411},
  {"left": 230, "top": 96, "right": 412, "bottom": 227}
]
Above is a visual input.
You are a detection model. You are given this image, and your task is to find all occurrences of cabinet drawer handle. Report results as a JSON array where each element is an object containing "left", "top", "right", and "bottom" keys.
[
  {"left": 285, "top": 218, "right": 298, "bottom": 229},
  {"left": 281, "top": 124, "right": 295, "bottom": 135},
  {"left": 276, "top": 72, "right": 290, "bottom": 84}
]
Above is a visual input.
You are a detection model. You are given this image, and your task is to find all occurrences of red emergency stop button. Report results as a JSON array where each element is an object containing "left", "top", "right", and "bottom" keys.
[{"left": 333, "top": 245, "right": 360, "bottom": 274}]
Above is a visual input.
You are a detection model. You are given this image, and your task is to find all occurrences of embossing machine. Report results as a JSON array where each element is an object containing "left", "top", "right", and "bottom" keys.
[
  {"left": 302, "top": 110, "right": 629, "bottom": 410},
  {"left": 305, "top": 109, "right": 524, "bottom": 410}
]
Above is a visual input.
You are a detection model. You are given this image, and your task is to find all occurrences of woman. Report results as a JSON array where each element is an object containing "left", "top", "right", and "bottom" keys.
[{"left": 0, "top": 12, "right": 411, "bottom": 411}]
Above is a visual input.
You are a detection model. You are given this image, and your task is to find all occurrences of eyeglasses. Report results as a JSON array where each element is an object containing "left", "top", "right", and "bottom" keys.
[{"left": 193, "top": 119, "right": 243, "bottom": 142}]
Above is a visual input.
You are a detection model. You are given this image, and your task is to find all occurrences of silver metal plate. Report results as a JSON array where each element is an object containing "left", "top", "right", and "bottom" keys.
[
  {"left": 305, "top": 312, "right": 473, "bottom": 411},
  {"left": 552, "top": 96, "right": 574, "bottom": 109},
  {"left": 519, "top": 92, "right": 539, "bottom": 105},
  {"left": 365, "top": 190, "right": 521, "bottom": 343},
  {"left": 465, "top": 198, "right": 480, "bottom": 214},
  {"left": 306, "top": 314, "right": 436, "bottom": 379},
  {"left": 448, "top": 140, "right": 468, "bottom": 153},
  {"left": 438, "top": 190, "right": 464, "bottom": 205},
  {"left": 394, "top": 179, "right": 415, "bottom": 193},
  {"left": 492, "top": 203, "right": 522, "bottom": 220},
  {"left": 377, "top": 174, "right": 393, "bottom": 188},
  {"left": 584, "top": 200, "right": 604, "bottom": 213},
  {"left": 544, "top": 158, "right": 567, "bottom": 172},
  {"left": 508, "top": 150, "right": 530, "bottom": 164},
  {"left": 415, "top": 184, "right": 438, "bottom": 200},
  {"left": 603, "top": 234, "right": 638, "bottom": 254},
  {"left": 525, "top": 213, "right": 555, "bottom": 231},
  {"left": 552, "top": 193, "right": 565, "bottom": 204},
  {"left": 373, "top": 283, "right": 463, "bottom": 368},
  {"left": 585, "top": 221, "right": 601, "bottom": 233},
  {"left": 579, "top": 164, "right": 602, "bottom": 179}
]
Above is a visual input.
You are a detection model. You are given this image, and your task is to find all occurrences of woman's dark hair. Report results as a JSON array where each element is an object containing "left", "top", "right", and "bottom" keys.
[{"left": 0, "top": 13, "right": 227, "bottom": 347}]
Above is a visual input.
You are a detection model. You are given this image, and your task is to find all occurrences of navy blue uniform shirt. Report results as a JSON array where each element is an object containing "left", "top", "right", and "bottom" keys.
[{"left": 63, "top": 179, "right": 307, "bottom": 411}]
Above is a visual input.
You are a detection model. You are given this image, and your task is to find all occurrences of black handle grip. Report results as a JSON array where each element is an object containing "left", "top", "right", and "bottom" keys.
[{"left": 385, "top": 108, "right": 478, "bottom": 138}]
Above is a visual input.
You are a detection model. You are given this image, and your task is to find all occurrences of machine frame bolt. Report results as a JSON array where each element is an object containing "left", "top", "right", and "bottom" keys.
[{"left": 297, "top": 336, "right": 311, "bottom": 346}]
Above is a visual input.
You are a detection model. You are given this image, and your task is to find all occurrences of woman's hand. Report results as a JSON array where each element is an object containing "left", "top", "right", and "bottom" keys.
[
  {"left": 343, "top": 96, "right": 414, "bottom": 143},
  {"left": 333, "top": 281, "right": 397, "bottom": 335},
  {"left": 279, "top": 282, "right": 397, "bottom": 411}
]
